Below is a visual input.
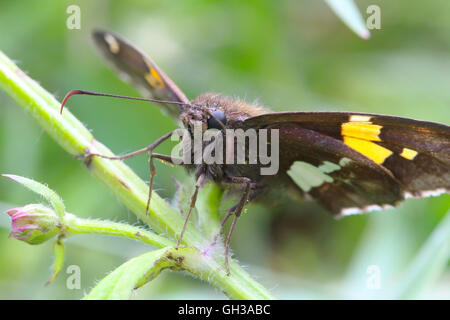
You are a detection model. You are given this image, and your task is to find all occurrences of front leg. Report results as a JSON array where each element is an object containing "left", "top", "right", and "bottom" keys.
[
  {"left": 85, "top": 130, "right": 180, "bottom": 214},
  {"left": 85, "top": 130, "right": 176, "bottom": 161}
]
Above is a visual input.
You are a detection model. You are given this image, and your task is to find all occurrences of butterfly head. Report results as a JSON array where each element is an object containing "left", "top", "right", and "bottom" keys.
[{"left": 180, "top": 102, "right": 227, "bottom": 135}]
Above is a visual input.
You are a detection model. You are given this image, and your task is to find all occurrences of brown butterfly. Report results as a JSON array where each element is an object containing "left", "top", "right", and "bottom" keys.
[{"left": 61, "top": 30, "right": 450, "bottom": 274}]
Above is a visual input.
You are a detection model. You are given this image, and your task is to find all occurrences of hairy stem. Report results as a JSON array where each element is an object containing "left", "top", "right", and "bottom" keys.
[{"left": 63, "top": 213, "right": 175, "bottom": 248}]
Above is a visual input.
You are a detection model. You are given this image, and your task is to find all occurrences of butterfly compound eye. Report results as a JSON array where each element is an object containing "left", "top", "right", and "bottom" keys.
[{"left": 207, "top": 110, "right": 227, "bottom": 129}]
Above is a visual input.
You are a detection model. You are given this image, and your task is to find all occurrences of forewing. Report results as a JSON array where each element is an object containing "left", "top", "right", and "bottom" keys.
[{"left": 92, "top": 30, "right": 189, "bottom": 120}]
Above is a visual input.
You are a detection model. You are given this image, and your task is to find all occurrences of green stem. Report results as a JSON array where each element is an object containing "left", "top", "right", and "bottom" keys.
[
  {"left": 0, "top": 51, "right": 274, "bottom": 300},
  {"left": 65, "top": 213, "right": 272, "bottom": 299},
  {"left": 63, "top": 213, "right": 175, "bottom": 248}
]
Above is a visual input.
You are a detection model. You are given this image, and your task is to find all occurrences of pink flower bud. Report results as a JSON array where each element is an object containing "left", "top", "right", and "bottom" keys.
[{"left": 6, "top": 204, "right": 60, "bottom": 244}]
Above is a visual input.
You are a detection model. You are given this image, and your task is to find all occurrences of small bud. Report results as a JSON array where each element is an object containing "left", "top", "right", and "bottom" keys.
[{"left": 6, "top": 204, "right": 60, "bottom": 244}]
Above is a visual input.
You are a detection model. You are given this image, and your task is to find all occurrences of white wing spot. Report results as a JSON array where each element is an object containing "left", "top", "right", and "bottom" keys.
[
  {"left": 349, "top": 115, "right": 372, "bottom": 122},
  {"left": 104, "top": 34, "right": 120, "bottom": 54}
]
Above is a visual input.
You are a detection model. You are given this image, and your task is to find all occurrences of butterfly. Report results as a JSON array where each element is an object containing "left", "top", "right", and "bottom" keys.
[{"left": 61, "top": 30, "right": 450, "bottom": 274}]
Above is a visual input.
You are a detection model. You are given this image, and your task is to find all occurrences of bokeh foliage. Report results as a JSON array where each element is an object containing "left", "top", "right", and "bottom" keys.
[{"left": 0, "top": 0, "right": 448, "bottom": 299}]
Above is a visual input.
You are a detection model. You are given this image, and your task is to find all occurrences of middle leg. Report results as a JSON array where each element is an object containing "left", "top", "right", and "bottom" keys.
[{"left": 214, "top": 176, "right": 266, "bottom": 275}]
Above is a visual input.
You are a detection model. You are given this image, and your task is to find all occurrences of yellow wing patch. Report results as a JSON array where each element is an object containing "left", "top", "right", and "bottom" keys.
[
  {"left": 400, "top": 147, "right": 418, "bottom": 160},
  {"left": 142, "top": 59, "right": 166, "bottom": 89},
  {"left": 343, "top": 136, "right": 393, "bottom": 164},
  {"left": 341, "top": 122, "right": 382, "bottom": 141},
  {"left": 144, "top": 68, "right": 166, "bottom": 89},
  {"left": 342, "top": 116, "right": 392, "bottom": 164}
]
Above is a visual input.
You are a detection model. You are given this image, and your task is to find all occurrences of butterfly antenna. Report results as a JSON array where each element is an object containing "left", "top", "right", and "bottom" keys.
[{"left": 60, "top": 89, "right": 189, "bottom": 114}]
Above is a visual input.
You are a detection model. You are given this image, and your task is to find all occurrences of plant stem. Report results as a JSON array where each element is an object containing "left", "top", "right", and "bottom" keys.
[
  {"left": 63, "top": 213, "right": 175, "bottom": 248},
  {"left": 0, "top": 51, "right": 274, "bottom": 300}
]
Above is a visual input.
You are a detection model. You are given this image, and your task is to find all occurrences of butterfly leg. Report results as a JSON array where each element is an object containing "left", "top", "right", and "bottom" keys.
[
  {"left": 144, "top": 153, "right": 183, "bottom": 215},
  {"left": 85, "top": 130, "right": 178, "bottom": 214},
  {"left": 223, "top": 181, "right": 251, "bottom": 275},
  {"left": 212, "top": 181, "right": 265, "bottom": 245},
  {"left": 176, "top": 172, "right": 206, "bottom": 249},
  {"left": 147, "top": 151, "right": 156, "bottom": 215},
  {"left": 85, "top": 130, "right": 176, "bottom": 162},
  {"left": 210, "top": 176, "right": 266, "bottom": 275}
]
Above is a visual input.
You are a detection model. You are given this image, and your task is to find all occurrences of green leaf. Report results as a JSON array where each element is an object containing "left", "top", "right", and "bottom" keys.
[
  {"left": 84, "top": 247, "right": 191, "bottom": 300},
  {"left": 325, "top": 0, "right": 370, "bottom": 39},
  {"left": 46, "top": 239, "right": 65, "bottom": 285},
  {"left": 2, "top": 174, "right": 65, "bottom": 218},
  {"left": 394, "top": 210, "right": 450, "bottom": 299}
]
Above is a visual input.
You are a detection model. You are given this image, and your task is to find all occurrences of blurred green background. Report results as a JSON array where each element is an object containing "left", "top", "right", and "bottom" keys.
[{"left": 0, "top": 0, "right": 449, "bottom": 299}]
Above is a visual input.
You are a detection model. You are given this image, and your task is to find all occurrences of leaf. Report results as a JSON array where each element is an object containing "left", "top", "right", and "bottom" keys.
[
  {"left": 84, "top": 247, "right": 193, "bottom": 300},
  {"left": 2, "top": 174, "right": 65, "bottom": 218},
  {"left": 46, "top": 239, "right": 65, "bottom": 285},
  {"left": 325, "top": 0, "right": 371, "bottom": 39},
  {"left": 394, "top": 210, "right": 450, "bottom": 299}
]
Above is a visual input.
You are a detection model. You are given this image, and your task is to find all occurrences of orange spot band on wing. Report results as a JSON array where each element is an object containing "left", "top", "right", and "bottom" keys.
[
  {"left": 145, "top": 69, "right": 165, "bottom": 88},
  {"left": 143, "top": 60, "right": 166, "bottom": 89},
  {"left": 151, "top": 68, "right": 163, "bottom": 83}
]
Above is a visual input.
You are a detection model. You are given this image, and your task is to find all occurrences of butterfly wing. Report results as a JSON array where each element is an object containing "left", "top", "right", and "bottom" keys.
[
  {"left": 92, "top": 30, "right": 189, "bottom": 121},
  {"left": 244, "top": 112, "right": 450, "bottom": 216}
]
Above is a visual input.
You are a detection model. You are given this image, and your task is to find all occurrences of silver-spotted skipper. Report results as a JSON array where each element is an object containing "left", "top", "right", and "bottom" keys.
[{"left": 61, "top": 30, "right": 450, "bottom": 274}]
